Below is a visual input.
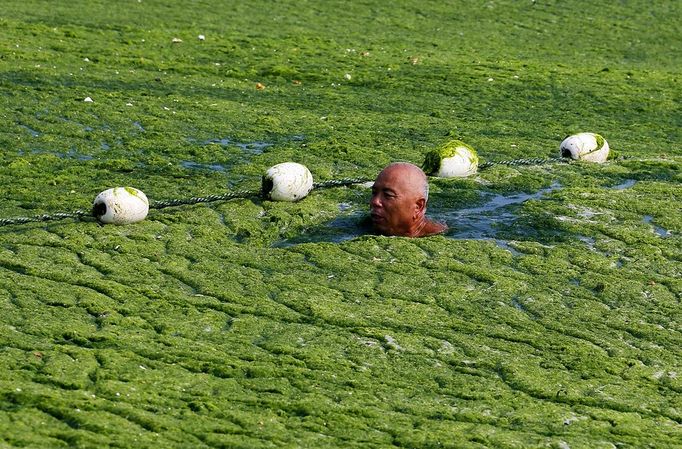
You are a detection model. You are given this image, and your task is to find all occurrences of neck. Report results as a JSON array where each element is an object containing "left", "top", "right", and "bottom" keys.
[
  {"left": 407, "top": 215, "right": 447, "bottom": 237},
  {"left": 405, "top": 216, "right": 427, "bottom": 237}
]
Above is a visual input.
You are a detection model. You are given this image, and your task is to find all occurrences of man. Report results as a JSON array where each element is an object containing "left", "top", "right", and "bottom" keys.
[{"left": 369, "top": 162, "right": 447, "bottom": 237}]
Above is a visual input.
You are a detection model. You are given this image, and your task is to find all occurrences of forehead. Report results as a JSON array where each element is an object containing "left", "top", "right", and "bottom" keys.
[{"left": 374, "top": 165, "right": 422, "bottom": 195}]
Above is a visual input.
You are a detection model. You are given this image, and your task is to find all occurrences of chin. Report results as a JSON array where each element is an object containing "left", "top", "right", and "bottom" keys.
[
  {"left": 371, "top": 222, "right": 392, "bottom": 236},
  {"left": 371, "top": 223, "right": 388, "bottom": 235}
]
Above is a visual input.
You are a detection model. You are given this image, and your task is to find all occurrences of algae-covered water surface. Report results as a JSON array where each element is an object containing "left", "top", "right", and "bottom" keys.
[{"left": 1, "top": 1, "right": 681, "bottom": 447}]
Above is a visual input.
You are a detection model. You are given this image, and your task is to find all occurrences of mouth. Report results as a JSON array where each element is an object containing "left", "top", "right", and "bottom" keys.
[{"left": 370, "top": 214, "right": 388, "bottom": 232}]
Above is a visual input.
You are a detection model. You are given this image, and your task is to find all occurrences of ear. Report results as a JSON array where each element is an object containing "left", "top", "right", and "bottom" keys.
[{"left": 414, "top": 197, "right": 426, "bottom": 219}]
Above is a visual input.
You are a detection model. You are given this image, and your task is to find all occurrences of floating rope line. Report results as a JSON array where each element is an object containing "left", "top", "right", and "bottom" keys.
[
  {"left": 150, "top": 189, "right": 263, "bottom": 210},
  {"left": 0, "top": 177, "right": 375, "bottom": 227},
  {"left": 478, "top": 157, "right": 569, "bottom": 170},
  {"left": 150, "top": 177, "right": 373, "bottom": 210},
  {"left": 0, "top": 210, "right": 90, "bottom": 227},
  {"left": 313, "top": 177, "right": 373, "bottom": 189},
  {"left": 478, "top": 154, "right": 639, "bottom": 170},
  {"left": 0, "top": 158, "right": 648, "bottom": 228}
]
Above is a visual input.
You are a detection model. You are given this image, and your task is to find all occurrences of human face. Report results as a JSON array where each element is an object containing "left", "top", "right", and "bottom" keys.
[{"left": 369, "top": 165, "right": 423, "bottom": 236}]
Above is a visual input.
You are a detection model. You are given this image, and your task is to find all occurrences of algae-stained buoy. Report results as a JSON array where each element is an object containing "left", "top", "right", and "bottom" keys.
[
  {"left": 262, "top": 162, "right": 314, "bottom": 201},
  {"left": 559, "top": 132, "right": 610, "bottom": 163},
  {"left": 93, "top": 187, "right": 149, "bottom": 224},
  {"left": 422, "top": 140, "right": 479, "bottom": 178}
]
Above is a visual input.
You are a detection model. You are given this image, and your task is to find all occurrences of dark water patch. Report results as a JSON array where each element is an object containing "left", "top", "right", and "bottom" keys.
[
  {"left": 58, "top": 117, "right": 92, "bottom": 131},
  {"left": 511, "top": 297, "right": 525, "bottom": 312},
  {"left": 100, "top": 142, "right": 111, "bottom": 150},
  {"left": 200, "top": 137, "right": 231, "bottom": 146},
  {"left": 235, "top": 141, "right": 272, "bottom": 154},
  {"left": 610, "top": 179, "right": 636, "bottom": 190},
  {"left": 438, "top": 183, "right": 562, "bottom": 240},
  {"left": 495, "top": 239, "right": 522, "bottom": 256},
  {"left": 180, "top": 161, "right": 227, "bottom": 172},
  {"left": 200, "top": 137, "right": 272, "bottom": 155},
  {"left": 180, "top": 137, "right": 275, "bottom": 180},
  {"left": 27, "top": 148, "right": 94, "bottom": 161},
  {"left": 511, "top": 296, "right": 539, "bottom": 320},
  {"left": 643, "top": 215, "right": 671, "bottom": 238},
  {"left": 19, "top": 124, "right": 40, "bottom": 137},
  {"left": 273, "top": 210, "right": 367, "bottom": 247},
  {"left": 56, "top": 116, "right": 115, "bottom": 134},
  {"left": 578, "top": 235, "right": 596, "bottom": 250},
  {"left": 274, "top": 201, "right": 370, "bottom": 247},
  {"left": 178, "top": 160, "right": 246, "bottom": 187}
]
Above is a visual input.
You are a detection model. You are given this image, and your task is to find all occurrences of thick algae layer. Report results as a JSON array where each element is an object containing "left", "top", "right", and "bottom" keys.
[{"left": 1, "top": 0, "right": 681, "bottom": 448}]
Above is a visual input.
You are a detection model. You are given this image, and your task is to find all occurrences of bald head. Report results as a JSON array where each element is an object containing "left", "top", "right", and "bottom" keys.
[
  {"left": 369, "top": 162, "right": 446, "bottom": 237},
  {"left": 379, "top": 162, "right": 429, "bottom": 200}
]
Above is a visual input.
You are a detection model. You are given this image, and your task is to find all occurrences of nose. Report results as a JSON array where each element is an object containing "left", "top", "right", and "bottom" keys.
[{"left": 370, "top": 192, "right": 381, "bottom": 209}]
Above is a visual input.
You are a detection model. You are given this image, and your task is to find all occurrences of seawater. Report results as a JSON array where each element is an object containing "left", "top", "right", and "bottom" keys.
[{"left": 275, "top": 183, "right": 562, "bottom": 247}]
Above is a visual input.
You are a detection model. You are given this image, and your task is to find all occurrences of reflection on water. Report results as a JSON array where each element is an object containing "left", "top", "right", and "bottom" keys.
[
  {"left": 436, "top": 183, "right": 561, "bottom": 239},
  {"left": 610, "top": 179, "right": 636, "bottom": 190},
  {"left": 643, "top": 215, "right": 671, "bottom": 238},
  {"left": 275, "top": 183, "right": 562, "bottom": 248}
]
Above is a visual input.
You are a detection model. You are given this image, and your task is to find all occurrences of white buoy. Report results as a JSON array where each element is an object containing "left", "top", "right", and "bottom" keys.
[
  {"left": 262, "top": 162, "right": 314, "bottom": 202},
  {"left": 422, "top": 140, "right": 479, "bottom": 178},
  {"left": 559, "top": 132, "right": 610, "bottom": 163},
  {"left": 93, "top": 187, "right": 149, "bottom": 224}
]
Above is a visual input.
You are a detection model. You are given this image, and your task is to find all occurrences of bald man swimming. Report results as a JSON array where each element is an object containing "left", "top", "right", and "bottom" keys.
[{"left": 369, "top": 162, "right": 447, "bottom": 237}]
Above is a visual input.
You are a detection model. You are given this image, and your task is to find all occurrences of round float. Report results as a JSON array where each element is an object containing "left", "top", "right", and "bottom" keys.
[
  {"left": 262, "top": 162, "right": 314, "bottom": 202},
  {"left": 93, "top": 187, "right": 149, "bottom": 224},
  {"left": 423, "top": 140, "right": 479, "bottom": 178},
  {"left": 559, "top": 132, "right": 610, "bottom": 163}
]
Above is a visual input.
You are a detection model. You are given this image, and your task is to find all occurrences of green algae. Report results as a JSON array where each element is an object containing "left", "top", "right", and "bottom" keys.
[
  {"left": 122, "top": 187, "right": 145, "bottom": 201},
  {"left": 594, "top": 134, "right": 606, "bottom": 152},
  {"left": 1, "top": 0, "right": 682, "bottom": 448}
]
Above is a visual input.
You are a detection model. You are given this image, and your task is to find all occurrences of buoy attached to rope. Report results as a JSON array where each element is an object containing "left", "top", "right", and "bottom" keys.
[
  {"left": 262, "top": 162, "right": 314, "bottom": 201},
  {"left": 559, "top": 132, "right": 610, "bottom": 163},
  {"left": 93, "top": 187, "right": 149, "bottom": 224},
  {"left": 422, "top": 139, "right": 479, "bottom": 178}
]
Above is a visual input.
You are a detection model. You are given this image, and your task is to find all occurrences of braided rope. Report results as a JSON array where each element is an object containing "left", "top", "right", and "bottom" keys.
[
  {"left": 478, "top": 154, "right": 638, "bottom": 170},
  {"left": 150, "top": 189, "right": 262, "bottom": 209},
  {"left": 0, "top": 210, "right": 90, "bottom": 226},
  {"left": 313, "top": 177, "right": 372, "bottom": 189},
  {"left": 478, "top": 157, "right": 568, "bottom": 170}
]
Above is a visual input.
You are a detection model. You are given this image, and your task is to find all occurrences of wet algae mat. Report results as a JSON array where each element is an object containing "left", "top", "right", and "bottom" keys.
[{"left": 1, "top": 0, "right": 681, "bottom": 447}]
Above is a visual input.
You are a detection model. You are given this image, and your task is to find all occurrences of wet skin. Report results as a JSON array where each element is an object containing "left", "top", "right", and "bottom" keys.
[{"left": 369, "top": 163, "right": 447, "bottom": 237}]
